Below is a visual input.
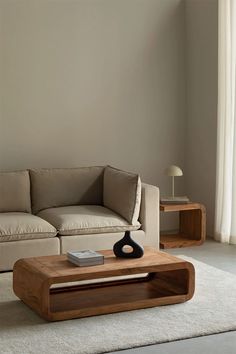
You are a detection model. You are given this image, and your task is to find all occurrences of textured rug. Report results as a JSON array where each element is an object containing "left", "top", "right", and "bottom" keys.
[{"left": 0, "top": 257, "right": 236, "bottom": 354}]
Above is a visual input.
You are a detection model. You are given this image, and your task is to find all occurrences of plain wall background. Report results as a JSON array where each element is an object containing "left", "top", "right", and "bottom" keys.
[
  {"left": 185, "top": 0, "right": 218, "bottom": 237},
  {"left": 0, "top": 0, "right": 186, "bottom": 183},
  {"left": 0, "top": 0, "right": 186, "bottom": 231},
  {"left": 0, "top": 0, "right": 218, "bottom": 235}
]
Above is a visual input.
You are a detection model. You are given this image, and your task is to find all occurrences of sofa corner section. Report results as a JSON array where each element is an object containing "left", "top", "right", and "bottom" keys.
[{"left": 139, "top": 183, "right": 159, "bottom": 249}]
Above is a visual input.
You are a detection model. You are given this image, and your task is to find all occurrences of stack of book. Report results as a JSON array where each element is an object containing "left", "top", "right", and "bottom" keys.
[
  {"left": 67, "top": 250, "right": 104, "bottom": 267},
  {"left": 160, "top": 196, "right": 190, "bottom": 204}
]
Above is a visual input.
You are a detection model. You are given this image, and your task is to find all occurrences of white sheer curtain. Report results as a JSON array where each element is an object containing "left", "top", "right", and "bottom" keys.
[{"left": 215, "top": 0, "right": 236, "bottom": 244}]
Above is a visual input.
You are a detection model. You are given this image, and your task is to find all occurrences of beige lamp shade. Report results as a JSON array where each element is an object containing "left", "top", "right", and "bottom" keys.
[
  {"left": 164, "top": 165, "right": 183, "bottom": 198},
  {"left": 165, "top": 165, "right": 183, "bottom": 177}
]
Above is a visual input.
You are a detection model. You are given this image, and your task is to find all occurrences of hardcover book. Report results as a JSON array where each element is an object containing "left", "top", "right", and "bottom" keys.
[
  {"left": 161, "top": 196, "right": 190, "bottom": 204},
  {"left": 67, "top": 250, "right": 104, "bottom": 267}
]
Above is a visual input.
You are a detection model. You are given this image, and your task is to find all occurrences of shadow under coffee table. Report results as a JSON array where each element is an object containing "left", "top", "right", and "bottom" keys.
[{"left": 13, "top": 247, "right": 195, "bottom": 321}]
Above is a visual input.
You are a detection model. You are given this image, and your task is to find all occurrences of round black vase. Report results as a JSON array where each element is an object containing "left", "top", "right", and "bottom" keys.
[{"left": 113, "top": 231, "right": 144, "bottom": 258}]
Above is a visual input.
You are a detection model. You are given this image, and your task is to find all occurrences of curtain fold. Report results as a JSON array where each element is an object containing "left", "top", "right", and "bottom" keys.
[{"left": 215, "top": 0, "right": 236, "bottom": 244}]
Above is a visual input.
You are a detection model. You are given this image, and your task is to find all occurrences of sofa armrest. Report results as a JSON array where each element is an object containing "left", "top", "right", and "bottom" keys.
[{"left": 139, "top": 183, "right": 159, "bottom": 248}]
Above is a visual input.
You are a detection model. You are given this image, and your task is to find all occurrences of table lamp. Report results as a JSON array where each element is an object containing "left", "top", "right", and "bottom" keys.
[{"left": 164, "top": 165, "right": 183, "bottom": 199}]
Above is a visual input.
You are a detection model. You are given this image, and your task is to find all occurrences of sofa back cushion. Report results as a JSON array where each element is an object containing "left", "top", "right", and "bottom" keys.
[
  {"left": 103, "top": 166, "right": 141, "bottom": 225},
  {"left": 30, "top": 167, "right": 104, "bottom": 214},
  {"left": 0, "top": 170, "right": 31, "bottom": 213}
]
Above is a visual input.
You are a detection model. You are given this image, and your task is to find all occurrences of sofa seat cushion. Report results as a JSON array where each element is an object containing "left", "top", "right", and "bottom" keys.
[
  {"left": 38, "top": 205, "right": 141, "bottom": 236},
  {"left": 0, "top": 213, "right": 57, "bottom": 242}
]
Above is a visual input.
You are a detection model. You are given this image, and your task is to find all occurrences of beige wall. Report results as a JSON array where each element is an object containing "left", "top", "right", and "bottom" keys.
[
  {"left": 0, "top": 4, "right": 3, "bottom": 166},
  {"left": 0, "top": 0, "right": 186, "bottom": 194},
  {"left": 0, "top": 0, "right": 218, "bottom": 234},
  {"left": 185, "top": 0, "right": 218, "bottom": 237}
]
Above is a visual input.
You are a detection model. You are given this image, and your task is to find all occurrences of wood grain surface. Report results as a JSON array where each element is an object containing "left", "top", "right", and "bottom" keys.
[
  {"left": 13, "top": 247, "right": 195, "bottom": 321},
  {"left": 160, "top": 203, "right": 206, "bottom": 248}
]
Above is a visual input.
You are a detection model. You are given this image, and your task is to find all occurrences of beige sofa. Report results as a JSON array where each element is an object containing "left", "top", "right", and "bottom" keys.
[{"left": 0, "top": 166, "right": 159, "bottom": 271}]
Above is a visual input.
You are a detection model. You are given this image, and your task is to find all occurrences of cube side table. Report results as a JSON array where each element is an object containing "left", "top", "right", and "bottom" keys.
[{"left": 160, "top": 203, "right": 206, "bottom": 249}]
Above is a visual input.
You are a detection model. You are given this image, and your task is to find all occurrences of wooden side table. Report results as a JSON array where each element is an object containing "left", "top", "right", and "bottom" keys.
[{"left": 160, "top": 203, "right": 206, "bottom": 249}]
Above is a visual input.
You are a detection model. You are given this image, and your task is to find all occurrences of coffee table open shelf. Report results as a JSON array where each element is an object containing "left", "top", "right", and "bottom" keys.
[{"left": 13, "top": 247, "right": 195, "bottom": 321}]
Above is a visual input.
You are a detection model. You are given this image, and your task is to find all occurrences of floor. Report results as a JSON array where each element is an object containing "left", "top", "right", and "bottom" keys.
[{"left": 110, "top": 239, "right": 236, "bottom": 354}]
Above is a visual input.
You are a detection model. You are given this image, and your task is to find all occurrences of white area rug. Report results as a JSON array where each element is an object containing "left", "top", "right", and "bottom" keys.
[{"left": 1, "top": 257, "right": 236, "bottom": 354}]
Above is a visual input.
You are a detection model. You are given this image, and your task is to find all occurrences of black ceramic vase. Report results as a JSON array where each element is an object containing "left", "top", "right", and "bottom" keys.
[{"left": 113, "top": 231, "right": 144, "bottom": 258}]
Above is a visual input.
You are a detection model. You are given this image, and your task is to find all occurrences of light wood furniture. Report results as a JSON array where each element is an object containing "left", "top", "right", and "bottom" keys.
[
  {"left": 160, "top": 203, "right": 206, "bottom": 249},
  {"left": 13, "top": 247, "right": 195, "bottom": 321}
]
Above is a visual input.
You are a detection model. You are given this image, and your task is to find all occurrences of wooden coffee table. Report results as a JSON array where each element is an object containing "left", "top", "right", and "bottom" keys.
[{"left": 13, "top": 247, "right": 195, "bottom": 321}]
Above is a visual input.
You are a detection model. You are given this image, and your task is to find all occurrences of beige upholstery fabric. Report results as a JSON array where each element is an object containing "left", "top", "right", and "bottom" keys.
[
  {"left": 103, "top": 166, "right": 141, "bottom": 225},
  {"left": 30, "top": 167, "right": 104, "bottom": 214},
  {"left": 60, "top": 230, "right": 145, "bottom": 253},
  {"left": 0, "top": 238, "right": 60, "bottom": 271},
  {"left": 0, "top": 212, "right": 57, "bottom": 242},
  {"left": 0, "top": 170, "right": 31, "bottom": 213},
  {"left": 38, "top": 205, "right": 140, "bottom": 236},
  {"left": 0, "top": 181, "right": 159, "bottom": 271},
  {"left": 139, "top": 183, "right": 159, "bottom": 248}
]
